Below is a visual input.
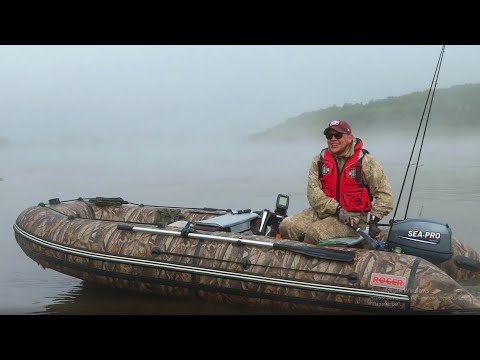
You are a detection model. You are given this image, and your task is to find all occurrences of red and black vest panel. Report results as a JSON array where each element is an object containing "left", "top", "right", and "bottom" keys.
[{"left": 318, "top": 141, "right": 372, "bottom": 212}]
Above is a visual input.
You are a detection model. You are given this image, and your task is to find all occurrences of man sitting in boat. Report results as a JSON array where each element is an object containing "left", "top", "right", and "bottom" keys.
[{"left": 279, "top": 119, "right": 393, "bottom": 245}]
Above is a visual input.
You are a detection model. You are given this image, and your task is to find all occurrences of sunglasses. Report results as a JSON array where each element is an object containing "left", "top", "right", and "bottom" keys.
[{"left": 325, "top": 132, "right": 344, "bottom": 140}]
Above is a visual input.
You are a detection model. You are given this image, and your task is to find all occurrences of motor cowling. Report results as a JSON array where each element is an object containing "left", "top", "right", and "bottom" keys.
[{"left": 386, "top": 218, "right": 453, "bottom": 265}]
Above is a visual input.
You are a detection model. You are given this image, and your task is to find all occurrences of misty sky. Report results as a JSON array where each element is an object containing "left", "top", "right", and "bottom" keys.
[{"left": 1, "top": 45, "right": 480, "bottom": 142}]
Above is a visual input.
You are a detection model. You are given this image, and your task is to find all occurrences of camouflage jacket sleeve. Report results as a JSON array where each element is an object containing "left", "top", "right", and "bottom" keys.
[
  {"left": 362, "top": 154, "right": 394, "bottom": 220},
  {"left": 307, "top": 154, "right": 339, "bottom": 216}
]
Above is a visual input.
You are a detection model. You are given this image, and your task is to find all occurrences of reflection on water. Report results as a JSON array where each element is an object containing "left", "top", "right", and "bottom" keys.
[
  {"left": 39, "top": 283, "right": 282, "bottom": 315},
  {"left": 3, "top": 136, "right": 480, "bottom": 314},
  {"left": 36, "top": 272, "right": 480, "bottom": 315}
]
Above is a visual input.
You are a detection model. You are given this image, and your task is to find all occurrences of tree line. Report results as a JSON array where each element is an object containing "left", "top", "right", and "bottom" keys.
[{"left": 248, "top": 83, "right": 480, "bottom": 143}]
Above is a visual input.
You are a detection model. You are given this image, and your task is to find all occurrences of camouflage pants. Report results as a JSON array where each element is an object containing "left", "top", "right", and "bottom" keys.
[{"left": 279, "top": 207, "right": 367, "bottom": 245}]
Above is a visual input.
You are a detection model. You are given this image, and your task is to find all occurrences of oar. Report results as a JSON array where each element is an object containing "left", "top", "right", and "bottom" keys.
[{"left": 117, "top": 224, "right": 355, "bottom": 262}]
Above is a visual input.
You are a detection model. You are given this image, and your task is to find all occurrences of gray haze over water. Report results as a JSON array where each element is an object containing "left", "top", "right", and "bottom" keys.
[
  {"left": 2, "top": 45, "right": 480, "bottom": 143},
  {"left": 1, "top": 45, "right": 480, "bottom": 314}
]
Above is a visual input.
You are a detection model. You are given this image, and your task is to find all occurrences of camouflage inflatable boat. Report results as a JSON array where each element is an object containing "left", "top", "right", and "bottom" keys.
[{"left": 13, "top": 195, "right": 480, "bottom": 314}]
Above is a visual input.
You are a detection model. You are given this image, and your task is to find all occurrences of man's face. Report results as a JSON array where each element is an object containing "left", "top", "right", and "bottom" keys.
[{"left": 325, "top": 130, "right": 353, "bottom": 156}]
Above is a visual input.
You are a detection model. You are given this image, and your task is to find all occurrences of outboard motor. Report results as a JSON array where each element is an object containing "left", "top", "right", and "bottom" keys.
[{"left": 386, "top": 218, "right": 453, "bottom": 266}]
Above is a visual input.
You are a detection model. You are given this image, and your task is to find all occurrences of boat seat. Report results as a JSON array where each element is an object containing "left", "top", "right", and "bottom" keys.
[{"left": 194, "top": 212, "right": 260, "bottom": 233}]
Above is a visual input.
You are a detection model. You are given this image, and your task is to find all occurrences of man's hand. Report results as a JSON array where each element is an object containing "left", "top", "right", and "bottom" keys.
[
  {"left": 336, "top": 205, "right": 353, "bottom": 226},
  {"left": 368, "top": 215, "right": 381, "bottom": 239}
]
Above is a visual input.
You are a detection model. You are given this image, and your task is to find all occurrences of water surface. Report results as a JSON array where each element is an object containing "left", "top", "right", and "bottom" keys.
[{"left": 2, "top": 135, "right": 479, "bottom": 314}]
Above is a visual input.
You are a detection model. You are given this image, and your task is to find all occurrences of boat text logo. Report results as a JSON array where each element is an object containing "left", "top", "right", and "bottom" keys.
[
  {"left": 398, "top": 230, "right": 441, "bottom": 245},
  {"left": 369, "top": 273, "right": 407, "bottom": 290}
]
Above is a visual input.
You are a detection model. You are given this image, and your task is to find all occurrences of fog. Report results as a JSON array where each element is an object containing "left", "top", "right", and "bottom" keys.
[
  {"left": 3, "top": 45, "right": 480, "bottom": 313},
  {"left": 1, "top": 45, "right": 480, "bottom": 144}
]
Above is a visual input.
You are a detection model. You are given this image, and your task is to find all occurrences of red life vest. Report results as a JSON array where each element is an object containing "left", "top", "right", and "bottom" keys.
[{"left": 317, "top": 139, "right": 372, "bottom": 212}]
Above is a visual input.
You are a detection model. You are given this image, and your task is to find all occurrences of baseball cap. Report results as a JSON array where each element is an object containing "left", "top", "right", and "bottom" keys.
[{"left": 323, "top": 120, "right": 352, "bottom": 135}]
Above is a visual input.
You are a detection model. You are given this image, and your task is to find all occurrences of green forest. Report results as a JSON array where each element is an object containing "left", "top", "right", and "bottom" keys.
[{"left": 248, "top": 83, "right": 480, "bottom": 143}]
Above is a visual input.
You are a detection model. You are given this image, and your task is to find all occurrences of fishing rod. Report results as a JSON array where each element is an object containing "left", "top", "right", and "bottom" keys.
[
  {"left": 56, "top": 197, "right": 231, "bottom": 213},
  {"left": 388, "top": 46, "right": 446, "bottom": 234},
  {"left": 403, "top": 46, "right": 445, "bottom": 219}
]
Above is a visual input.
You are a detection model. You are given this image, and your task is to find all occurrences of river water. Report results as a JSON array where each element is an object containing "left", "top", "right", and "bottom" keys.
[{"left": 2, "top": 134, "right": 479, "bottom": 314}]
